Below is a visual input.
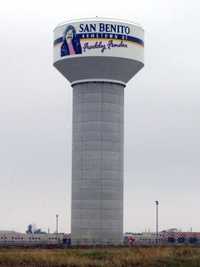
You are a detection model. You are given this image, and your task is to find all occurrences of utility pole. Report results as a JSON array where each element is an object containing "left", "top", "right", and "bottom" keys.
[{"left": 155, "top": 200, "right": 159, "bottom": 244}]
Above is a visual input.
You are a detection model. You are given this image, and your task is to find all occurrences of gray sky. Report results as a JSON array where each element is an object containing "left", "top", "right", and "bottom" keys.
[{"left": 0, "top": 0, "right": 199, "bottom": 234}]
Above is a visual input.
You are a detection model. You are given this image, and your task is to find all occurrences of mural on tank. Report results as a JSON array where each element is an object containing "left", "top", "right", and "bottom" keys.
[
  {"left": 61, "top": 25, "right": 82, "bottom": 57},
  {"left": 54, "top": 21, "right": 144, "bottom": 59}
]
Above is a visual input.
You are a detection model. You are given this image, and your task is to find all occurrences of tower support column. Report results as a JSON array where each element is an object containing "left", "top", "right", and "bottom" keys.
[{"left": 71, "top": 81, "right": 124, "bottom": 245}]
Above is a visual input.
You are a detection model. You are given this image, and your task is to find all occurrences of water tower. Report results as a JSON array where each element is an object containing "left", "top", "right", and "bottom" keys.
[{"left": 53, "top": 18, "right": 144, "bottom": 245}]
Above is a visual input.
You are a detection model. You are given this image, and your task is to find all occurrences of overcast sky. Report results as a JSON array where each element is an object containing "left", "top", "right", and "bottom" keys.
[{"left": 0, "top": 0, "right": 199, "bottom": 234}]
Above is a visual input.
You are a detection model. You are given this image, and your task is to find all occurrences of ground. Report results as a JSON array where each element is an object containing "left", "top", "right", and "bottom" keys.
[{"left": 0, "top": 246, "right": 200, "bottom": 267}]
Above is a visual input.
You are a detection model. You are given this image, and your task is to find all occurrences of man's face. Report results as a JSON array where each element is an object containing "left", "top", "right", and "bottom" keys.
[{"left": 66, "top": 29, "right": 73, "bottom": 41}]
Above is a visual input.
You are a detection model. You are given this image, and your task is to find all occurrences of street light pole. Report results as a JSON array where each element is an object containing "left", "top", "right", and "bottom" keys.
[
  {"left": 56, "top": 214, "right": 59, "bottom": 234},
  {"left": 155, "top": 200, "right": 159, "bottom": 244}
]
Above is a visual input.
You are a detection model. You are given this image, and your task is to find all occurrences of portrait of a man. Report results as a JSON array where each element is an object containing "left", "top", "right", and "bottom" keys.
[{"left": 61, "top": 25, "right": 82, "bottom": 57}]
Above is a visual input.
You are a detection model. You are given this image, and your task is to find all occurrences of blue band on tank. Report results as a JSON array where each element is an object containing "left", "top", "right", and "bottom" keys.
[{"left": 54, "top": 33, "right": 144, "bottom": 46}]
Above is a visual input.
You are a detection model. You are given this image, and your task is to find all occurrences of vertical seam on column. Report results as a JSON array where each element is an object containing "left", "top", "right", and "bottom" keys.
[
  {"left": 100, "top": 82, "right": 103, "bottom": 245},
  {"left": 72, "top": 87, "right": 74, "bottom": 244},
  {"left": 122, "top": 87, "right": 124, "bottom": 244},
  {"left": 80, "top": 86, "right": 82, "bottom": 244}
]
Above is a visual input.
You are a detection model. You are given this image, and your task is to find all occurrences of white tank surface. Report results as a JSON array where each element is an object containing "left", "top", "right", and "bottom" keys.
[{"left": 53, "top": 18, "right": 144, "bottom": 245}]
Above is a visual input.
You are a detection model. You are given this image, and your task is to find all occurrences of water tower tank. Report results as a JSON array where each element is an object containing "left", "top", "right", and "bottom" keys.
[{"left": 53, "top": 18, "right": 144, "bottom": 245}]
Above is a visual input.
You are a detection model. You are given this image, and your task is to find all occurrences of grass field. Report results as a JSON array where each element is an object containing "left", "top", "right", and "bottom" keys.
[{"left": 0, "top": 246, "right": 200, "bottom": 267}]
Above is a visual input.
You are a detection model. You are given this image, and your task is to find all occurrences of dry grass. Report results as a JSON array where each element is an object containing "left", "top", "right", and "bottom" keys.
[{"left": 0, "top": 246, "right": 200, "bottom": 267}]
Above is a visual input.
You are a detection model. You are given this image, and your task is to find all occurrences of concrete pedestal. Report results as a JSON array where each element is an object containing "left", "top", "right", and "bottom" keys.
[{"left": 71, "top": 81, "right": 124, "bottom": 245}]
